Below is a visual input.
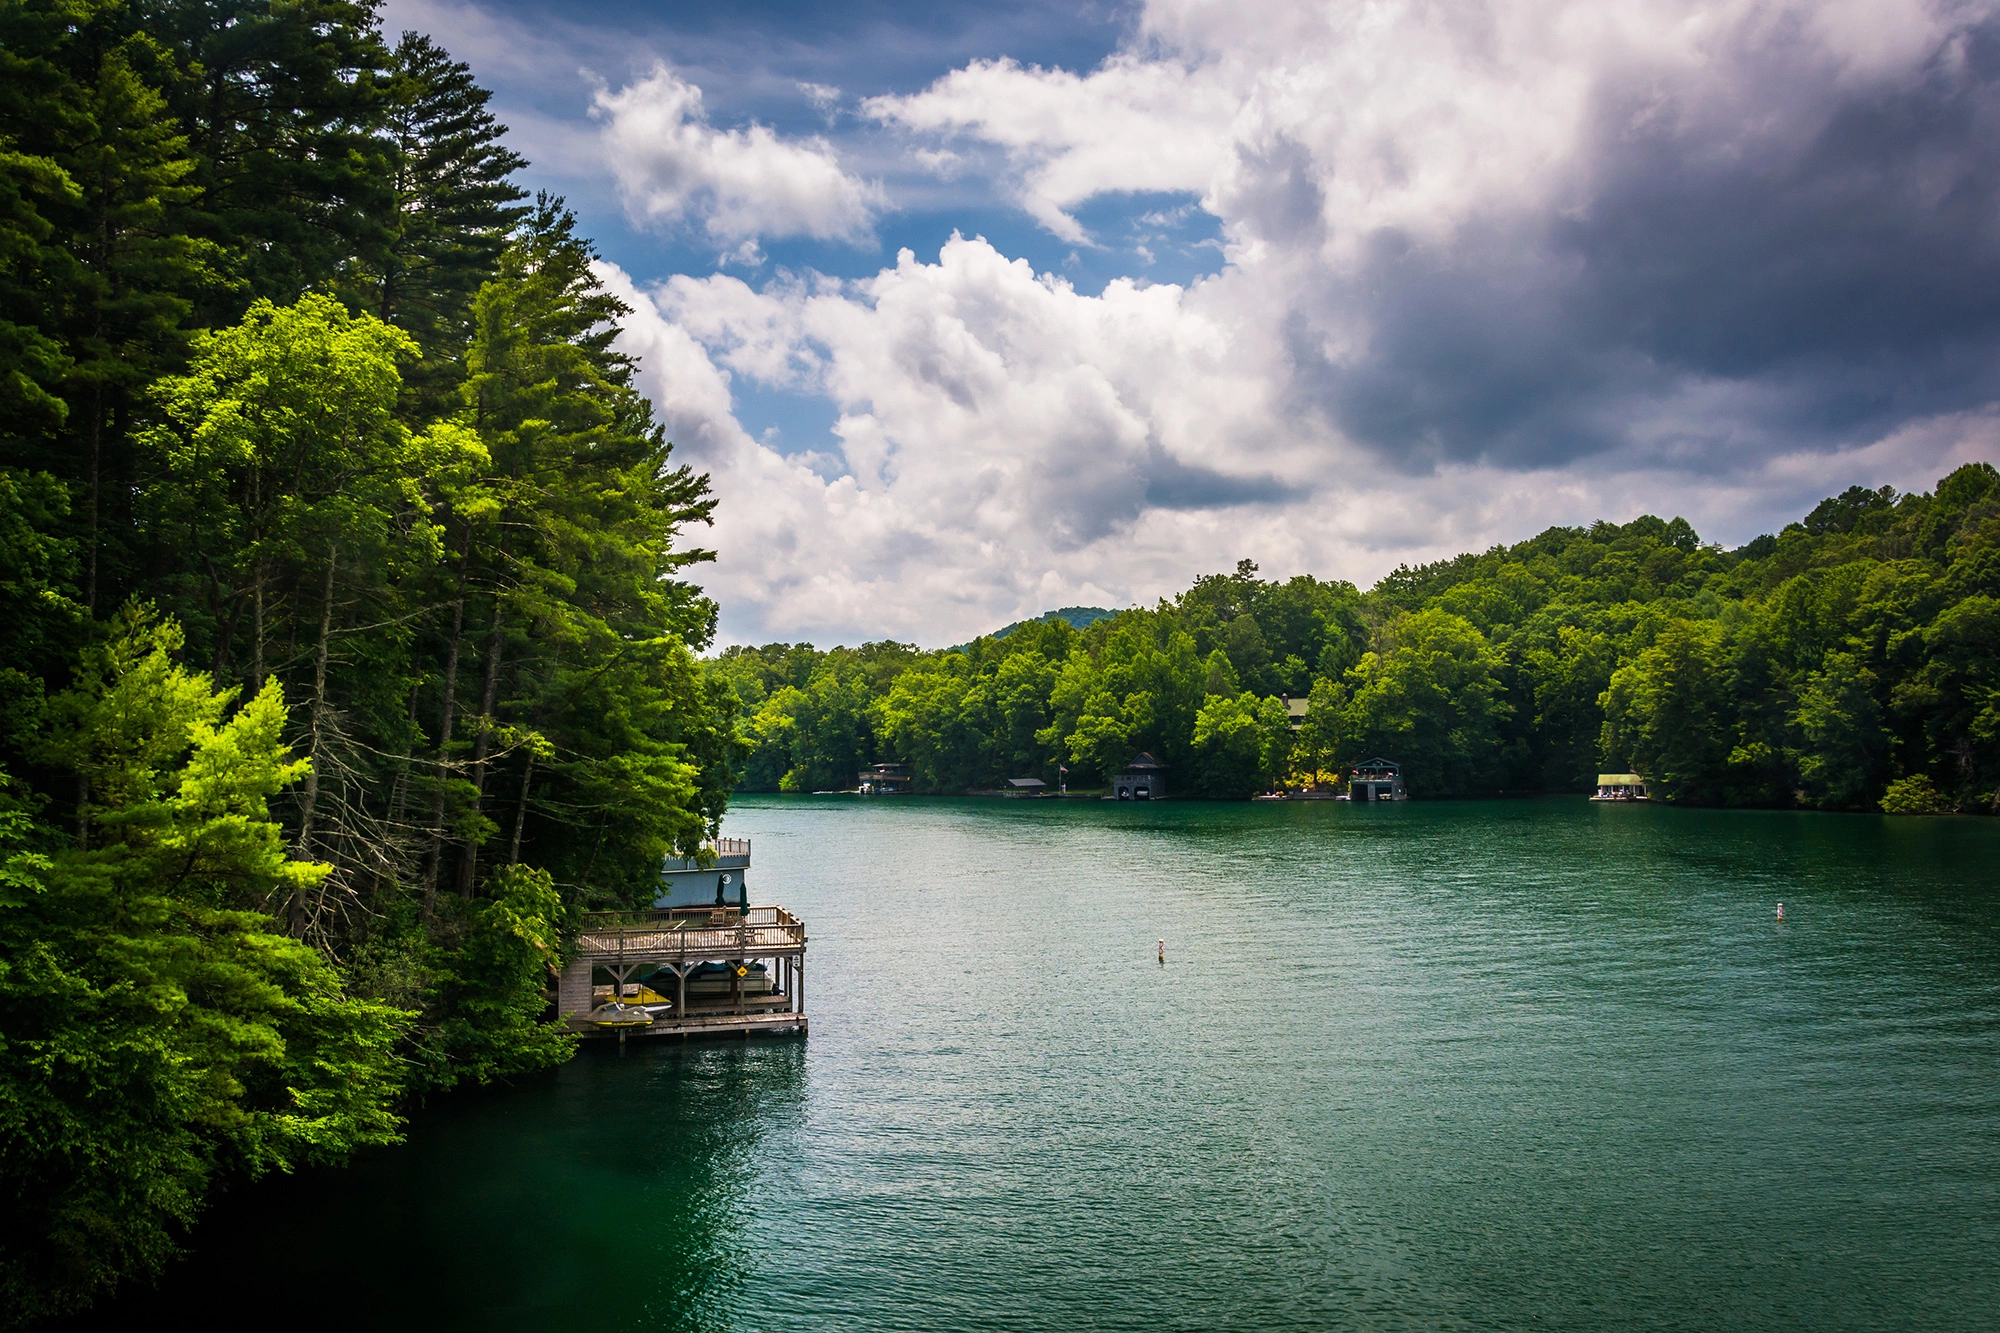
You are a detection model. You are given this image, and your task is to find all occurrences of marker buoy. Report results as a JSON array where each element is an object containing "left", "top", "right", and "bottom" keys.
[
  {"left": 1776, "top": 902, "right": 1785, "bottom": 921},
  {"left": 1158, "top": 938, "right": 1165, "bottom": 964}
]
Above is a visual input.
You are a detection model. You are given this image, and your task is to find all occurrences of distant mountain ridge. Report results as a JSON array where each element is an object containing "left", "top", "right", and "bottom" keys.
[{"left": 981, "top": 606, "right": 1115, "bottom": 644}]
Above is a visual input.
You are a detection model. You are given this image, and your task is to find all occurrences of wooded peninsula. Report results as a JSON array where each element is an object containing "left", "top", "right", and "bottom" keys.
[
  {"left": 713, "top": 473, "right": 2000, "bottom": 812},
  {"left": 2, "top": 0, "right": 1996, "bottom": 1326}
]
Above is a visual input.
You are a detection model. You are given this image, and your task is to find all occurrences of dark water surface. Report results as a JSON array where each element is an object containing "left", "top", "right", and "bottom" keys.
[{"left": 110, "top": 798, "right": 2000, "bottom": 1330}]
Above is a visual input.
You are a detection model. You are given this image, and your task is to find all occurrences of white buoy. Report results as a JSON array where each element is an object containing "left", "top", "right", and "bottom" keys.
[
  {"left": 1776, "top": 902, "right": 1785, "bottom": 921},
  {"left": 1158, "top": 938, "right": 1165, "bottom": 964}
]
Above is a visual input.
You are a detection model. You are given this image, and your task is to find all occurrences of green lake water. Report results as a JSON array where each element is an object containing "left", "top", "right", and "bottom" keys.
[{"left": 106, "top": 797, "right": 2000, "bottom": 1330}]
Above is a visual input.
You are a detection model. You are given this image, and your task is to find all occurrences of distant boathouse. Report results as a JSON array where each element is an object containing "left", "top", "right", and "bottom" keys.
[
  {"left": 1592, "top": 773, "right": 1650, "bottom": 801},
  {"left": 1113, "top": 752, "right": 1168, "bottom": 800},
  {"left": 1349, "top": 759, "right": 1407, "bottom": 801},
  {"left": 858, "top": 762, "right": 913, "bottom": 794}
]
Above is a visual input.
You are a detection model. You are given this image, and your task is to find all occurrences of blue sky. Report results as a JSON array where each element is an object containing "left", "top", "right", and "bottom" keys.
[{"left": 384, "top": 0, "right": 2000, "bottom": 646}]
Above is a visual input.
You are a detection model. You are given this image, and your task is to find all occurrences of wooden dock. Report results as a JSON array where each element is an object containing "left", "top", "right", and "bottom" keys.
[{"left": 558, "top": 904, "right": 808, "bottom": 1041}]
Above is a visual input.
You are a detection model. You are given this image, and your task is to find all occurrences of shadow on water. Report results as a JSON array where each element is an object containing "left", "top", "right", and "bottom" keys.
[{"left": 89, "top": 1037, "right": 806, "bottom": 1332}]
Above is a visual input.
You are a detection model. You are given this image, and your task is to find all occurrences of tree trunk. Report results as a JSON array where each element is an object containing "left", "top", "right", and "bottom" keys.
[
  {"left": 457, "top": 586, "right": 507, "bottom": 897},
  {"left": 508, "top": 745, "right": 536, "bottom": 864},
  {"left": 85, "top": 386, "right": 103, "bottom": 613},
  {"left": 391, "top": 683, "right": 419, "bottom": 827},
  {"left": 421, "top": 529, "right": 474, "bottom": 919},
  {"left": 291, "top": 547, "right": 337, "bottom": 935},
  {"left": 250, "top": 468, "right": 265, "bottom": 689}
]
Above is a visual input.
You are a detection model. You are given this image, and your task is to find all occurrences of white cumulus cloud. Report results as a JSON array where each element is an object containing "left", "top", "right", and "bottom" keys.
[
  {"left": 593, "top": 64, "right": 885, "bottom": 245},
  {"left": 866, "top": 55, "right": 1236, "bottom": 242}
]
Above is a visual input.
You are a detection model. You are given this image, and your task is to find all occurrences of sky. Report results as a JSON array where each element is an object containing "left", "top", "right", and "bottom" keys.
[{"left": 380, "top": 0, "right": 2000, "bottom": 647}]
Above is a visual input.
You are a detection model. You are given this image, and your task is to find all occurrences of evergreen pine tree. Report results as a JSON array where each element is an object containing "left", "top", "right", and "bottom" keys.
[
  {"left": 452, "top": 195, "right": 723, "bottom": 901},
  {"left": 143, "top": 0, "right": 393, "bottom": 310},
  {"left": 355, "top": 30, "right": 527, "bottom": 420}
]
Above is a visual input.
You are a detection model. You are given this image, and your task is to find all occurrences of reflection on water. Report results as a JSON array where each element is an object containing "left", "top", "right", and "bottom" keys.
[{"left": 96, "top": 798, "right": 2000, "bottom": 1331}]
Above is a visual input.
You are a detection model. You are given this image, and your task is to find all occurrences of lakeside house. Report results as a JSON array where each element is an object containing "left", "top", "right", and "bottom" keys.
[
  {"left": 1282, "top": 694, "right": 1310, "bottom": 730},
  {"left": 558, "top": 837, "right": 809, "bottom": 1041},
  {"left": 1005, "top": 777, "right": 1047, "bottom": 796},
  {"left": 858, "top": 762, "right": 913, "bottom": 794},
  {"left": 1113, "top": 752, "right": 1168, "bottom": 800},
  {"left": 1349, "top": 758, "right": 1407, "bottom": 801},
  {"left": 655, "top": 836, "right": 751, "bottom": 912}
]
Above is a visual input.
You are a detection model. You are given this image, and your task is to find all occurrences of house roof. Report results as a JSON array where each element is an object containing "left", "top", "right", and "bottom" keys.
[
  {"left": 1596, "top": 773, "right": 1646, "bottom": 785},
  {"left": 1123, "top": 751, "right": 1167, "bottom": 771},
  {"left": 1006, "top": 777, "right": 1046, "bottom": 788}
]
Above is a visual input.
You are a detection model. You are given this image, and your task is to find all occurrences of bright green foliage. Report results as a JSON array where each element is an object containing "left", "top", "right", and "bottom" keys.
[
  {"left": 1191, "top": 692, "right": 1291, "bottom": 796},
  {"left": 1292, "top": 676, "right": 1347, "bottom": 787},
  {"left": 0, "top": 607, "right": 406, "bottom": 1325},
  {"left": 448, "top": 195, "right": 726, "bottom": 897},
  {"left": 414, "top": 864, "right": 575, "bottom": 1093},
  {"left": 1880, "top": 774, "right": 1948, "bottom": 814},
  {"left": 146, "top": 294, "right": 442, "bottom": 679},
  {"left": 1601, "top": 620, "right": 1735, "bottom": 803},
  {"left": 1792, "top": 652, "right": 1890, "bottom": 808},
  {"left": 716, "top": 641, "right": 917, "bottom": 791},
  {"left": 1341, "top": 609, "right": 1512, "bottom": 797}
]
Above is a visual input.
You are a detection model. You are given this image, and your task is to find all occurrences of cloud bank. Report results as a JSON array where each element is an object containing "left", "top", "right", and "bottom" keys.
[{"left": 593, "top": 0, "right": 2000, "bottom": 645}]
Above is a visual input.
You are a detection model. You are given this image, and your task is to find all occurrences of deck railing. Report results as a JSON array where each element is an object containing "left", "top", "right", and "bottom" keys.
[
  {"left": 662, "top": 837, "right": 751, "bottom": 868},
  {"left": 574, "top": 904, "right": 804, "bottom": 960}
]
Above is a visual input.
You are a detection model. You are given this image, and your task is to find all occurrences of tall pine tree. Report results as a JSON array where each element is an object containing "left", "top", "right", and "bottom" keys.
[{"left": 350, "top": 30, "right": 527, "bottom": 419}]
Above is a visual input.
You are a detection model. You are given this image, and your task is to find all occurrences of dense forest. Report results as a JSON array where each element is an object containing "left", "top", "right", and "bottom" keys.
[
  {"left": 710, "top": 467, "right": 2000, "bottom": 813},
  {"left": 0, "top": 1, "right": 736, "bottom": 1322}
]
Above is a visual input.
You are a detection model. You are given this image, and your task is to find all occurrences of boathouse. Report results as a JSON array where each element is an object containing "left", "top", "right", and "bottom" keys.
[
  {"left": 1005, "top": 777, "right": 1046, "bottom": 795},
  {"left": 1593, "top": 773, "right": 1649, "bottom": 801},
  {"left": 558, "top": 837, "right": 808, "bottom": 1040},
  {"left": 1113, "top": 752, "right": 1167, "bottom": 800},
  {"left": 858, "top": 762, "right": 913, "bottom": 794},
  {"left": 1349, "top": 758, "right": 1406, "bottom": 801}
]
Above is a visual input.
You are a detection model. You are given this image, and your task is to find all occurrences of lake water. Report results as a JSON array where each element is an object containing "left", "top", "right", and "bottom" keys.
[{"left": 107, "top": 797, "right": 2000, "bottom": 1330}]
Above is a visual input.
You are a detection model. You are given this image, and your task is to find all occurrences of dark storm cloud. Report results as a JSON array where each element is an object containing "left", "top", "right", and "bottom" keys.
[
  {"left": 1286, "top": 13, "right": 2000, "bottom": 473},
  {"left": 1141, "top": 444, "right": 1303, "bottom": 510}
]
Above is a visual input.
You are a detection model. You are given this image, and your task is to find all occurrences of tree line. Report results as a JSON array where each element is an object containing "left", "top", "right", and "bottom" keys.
[
  {"left": 710, "top": 467, "right": 2000, "bottom": 812},
  {"left": 0, "top": 2, "right": 735, "bottom": 1321}
]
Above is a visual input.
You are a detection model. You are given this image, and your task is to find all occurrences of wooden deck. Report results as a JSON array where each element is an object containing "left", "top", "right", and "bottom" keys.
[{"left": 573, "top": 904, "right": 806, "bottom": 962}]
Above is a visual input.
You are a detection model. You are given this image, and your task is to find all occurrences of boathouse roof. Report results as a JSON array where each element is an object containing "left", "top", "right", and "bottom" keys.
[{"left": 1123, "top": 751, "right": 1167, "bottom": 772}]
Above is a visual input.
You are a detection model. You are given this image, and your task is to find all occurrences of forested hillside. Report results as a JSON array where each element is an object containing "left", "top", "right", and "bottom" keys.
[
  {"left": 0, "top": 2, "right": 734, "bottom": 1321},
  {"left": 710, "top": 468, "right": 2000, "bottom": 811}
]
